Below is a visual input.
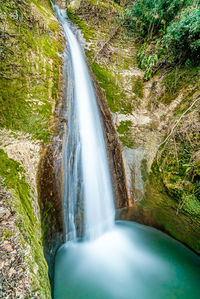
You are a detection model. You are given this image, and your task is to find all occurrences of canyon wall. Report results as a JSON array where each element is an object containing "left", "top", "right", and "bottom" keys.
[
  {"left": 68, "top": 0, "right": 200, "bottom": 254},
  {"left": 0, "top": 0, "right": 65, "bottom": 296}
]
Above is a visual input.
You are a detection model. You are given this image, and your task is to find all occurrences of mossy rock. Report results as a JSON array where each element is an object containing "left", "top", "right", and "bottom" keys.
[
  {"left": 117, "top": 120, "right": 135, "bottom": 148},
  {"left": 0, "top": 149, "right": 51, "bottom": 296},
  {"left": 0, "top": 0, "right": 63, "bottom": 142}
]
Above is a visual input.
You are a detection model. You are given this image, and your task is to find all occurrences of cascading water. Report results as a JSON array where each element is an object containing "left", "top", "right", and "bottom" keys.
[
  {"left": 53, "top": 5, "right": 200, "bottom": 299},
  {"left": 53, "top": 6, "right": 115, "bottom": 241}
]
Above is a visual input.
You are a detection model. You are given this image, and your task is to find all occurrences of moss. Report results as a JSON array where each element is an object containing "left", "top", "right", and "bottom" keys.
[
  {"left": 2, "top": 230, "right": 14, "bottom": 240},
  {"left": 141, "top": 165, "right": 200, "bottom": 254},
  {"left": 132, "top": 76, "right": 144, "bottom": 99},
  {"left": 0, "top": 149, "right": 51, "bottom": 297},
  {"left": 141, "top": 141, "right": 200, "bottom": 253},
  {"left": 117, "top": 120, "right": 132, "bottom": 134},
  {"left": 0, "top": 0, "right": 61, "bottom": 296},
  {"left": 117, "top": 120, "right": 135, "bottom": 148},
  {"left": 0, "top": 0, "right": 62, "bottom": 142},
  {"left": 141, "top": 158, "right": 148, "bottom": 182},
  {"left": 0, "top": 149, "right": 36, "bottom": 223},
  {"left": 91, "top": 62, "right": 133, "bottom": 113},
  {"left": 183, "top": 195, "right": 200, "bottom": 216},
  {"left": 119, "top": 134, "right": 135, "bottom": 148}
]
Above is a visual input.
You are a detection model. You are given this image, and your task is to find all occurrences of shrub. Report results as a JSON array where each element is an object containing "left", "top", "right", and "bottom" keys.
[
  {"left": 162, "top": 8, "right": 200, "bottom": 64},
  {"left": 122, "top": 0, "right": 191, "bottom": 38},
  {"left": 137, "top": 44, "right": 159, "bottom": 80}
]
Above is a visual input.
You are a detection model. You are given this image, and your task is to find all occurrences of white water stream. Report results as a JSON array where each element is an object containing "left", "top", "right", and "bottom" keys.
[{"left": 53, "top": 6, "right": 115, "bottom": 241}]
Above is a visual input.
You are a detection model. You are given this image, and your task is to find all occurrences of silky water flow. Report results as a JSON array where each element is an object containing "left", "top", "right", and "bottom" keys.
[{"left": 53, "top": 5, "right": 200, "bottom": 299}]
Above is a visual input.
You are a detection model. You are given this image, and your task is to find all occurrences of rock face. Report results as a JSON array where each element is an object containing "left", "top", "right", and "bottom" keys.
[
  {"left": 0, "top": 0, "right": 64, "bottom": 297},
  {"left": 55, "top": 0, "right": 67, "bottom": 9},
  {"left": 91, "top": 71, "right": 128, "bottom": 209},
  {"left": 39, "top": 117, "right": 66, "bottom": 289},
  {"left": 68, "top": 0, "right": 200, "bottom": 254}
]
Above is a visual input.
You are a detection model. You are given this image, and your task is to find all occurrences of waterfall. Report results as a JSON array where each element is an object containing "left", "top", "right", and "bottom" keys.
[
  {"left": 52, "top": 6, "right": 200, "bottom": 299},
  {"left": 53, "top": 5, "right": 115, "bottom": 241}
]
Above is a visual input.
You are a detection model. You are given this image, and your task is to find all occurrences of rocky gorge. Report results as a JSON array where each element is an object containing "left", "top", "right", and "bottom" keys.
[
  {"left": 0, "top": 0, "right": 200, "bottom": 297},
  {"left": 67, "top": 0, "right": 200, "bottom": 254}
]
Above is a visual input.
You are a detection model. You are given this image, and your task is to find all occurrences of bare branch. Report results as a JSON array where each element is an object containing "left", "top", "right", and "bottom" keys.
[{"left": 158, "top": 95, "right": 200, "bottom": 148}]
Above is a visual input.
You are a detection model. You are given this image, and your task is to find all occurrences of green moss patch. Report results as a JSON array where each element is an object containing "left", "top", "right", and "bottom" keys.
[
  {"left": 0, "top": 149, "right": 50, "bottom": 296},
  {"left": 116, "top": 120, "right": 134, "bottom": 147},
  {"left": 0, "top": 0, "right": 62, "bottom": 296},
  {"left": 91, "top": 62, "right": 132, "bottom": 113},
  {"left": 183, "top": 195, "right": 200, "bottom": 216},
  {"left": 141, "top": 163, "right": 200, "bottom": 254},
  {"left": 0, "top": 0, "right": 63, "bottom": 142},
  {"left": 132, "top": 76, "right": 144, "bottom": 99},
  {"left": 0, "top": 149, "right": 35, "bottom": 224}
]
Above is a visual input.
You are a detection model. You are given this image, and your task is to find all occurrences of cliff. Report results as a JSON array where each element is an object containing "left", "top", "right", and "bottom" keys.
[
  {"left": 68, "top": 0, "right": 200, "bottom": 254},
  {"left": 0, "top": 0, "right": 64, "bottom": 297},
  {"left": 0, "top": 1, "right": 199, "bottom": 297}
]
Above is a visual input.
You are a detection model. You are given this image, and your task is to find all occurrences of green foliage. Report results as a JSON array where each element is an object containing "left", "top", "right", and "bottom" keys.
[
  {"left": 137, "top": 44, "right": 159, "bottom": 80},
  {"left": 122, "top": 0, "right": 190, "bottom": 38},
  {"left": 120, "top": 0, "right": 200, "bottom": 78},
  {"left": 163, "top": 8, "right": 200, "bottom": 63}
]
